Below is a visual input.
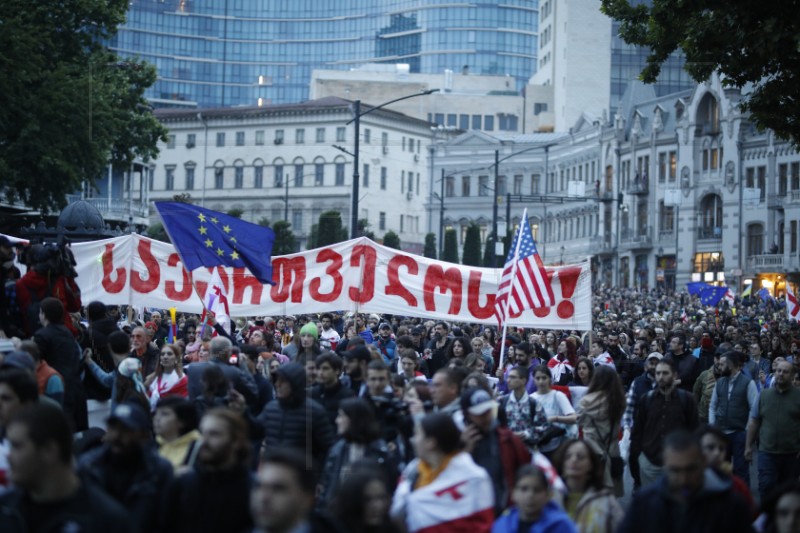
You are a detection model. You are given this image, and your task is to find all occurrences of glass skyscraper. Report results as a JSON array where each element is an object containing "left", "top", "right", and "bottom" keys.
[{"left": 112, "top": 0, "right": 538, "bottom": 108}]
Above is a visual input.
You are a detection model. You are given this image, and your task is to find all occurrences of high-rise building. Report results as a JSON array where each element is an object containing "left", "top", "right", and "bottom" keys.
[
  {"left": 111, "top": 0, "right": 539, "bottom": 108},
  {"left": 531, "top": 0, "right": 694, "bottom": 130}
]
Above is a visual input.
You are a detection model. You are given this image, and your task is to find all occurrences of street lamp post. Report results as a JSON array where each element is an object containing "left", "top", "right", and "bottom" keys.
[
  {"left": 439, "top": 168, "right": 445, "bottom": 258},
  {"left": 347, "top": 89, "right": 438, "bottom": 238}
]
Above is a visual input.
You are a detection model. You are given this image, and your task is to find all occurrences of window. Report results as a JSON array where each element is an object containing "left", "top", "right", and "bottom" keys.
[
  {"left": 699, "top": 194, "right": 723, "bottom": 238},
  {"left": 336, "top": 162, "right": 345, "bottom": 186},
  {"left": 757, "top": 166, "right": 766, "bottom": 201},
  {"left": 315, "top": 163, "right": 324, "bottom": 186},
  {"left": 710, "top": 147, "right": 719, "bottom": 170},
  {"left": 459, "top": 114, "right": 469, "bottom": 130},
  {"left": 445, "top": 177, "right": 455, "bottom": 197},
  {"left": 534, "top": 103, "right": 548, "bottom": 115},
  {"left": 275, "top": 129, "right": 284, "bottom": 144},
  {"left": 532, "top": 174, "right": 540, "bottom": 194},
  {"left": 401, "top": 171, "right": 405, "bottom": 193},
  {"left": 316, "top": 128, "right": 325, "bottom": 143},
  {"left": 165, "top": 167, "right": 175, "bottom": 190},
  {"left": 400, "top": 215, "right": 404, "bottom": 233},
  {"left": 659, "top": 201, "right": 674, "bottom": 232},
  {"left": 216, "top": 132, "right": 225, "bottom": 147},
  {"left": 497, "top": 176, "right": 507, "bottom": 195},
  {"left": 336, "top": 127, "right": 346, "bottom": 142},
  {"left": 514, "top": 175, "right": 523, "bottom": 195},
  {"left": 793, "top": 162, "right": 800, "bottom": 190},
  {"left": 447, "top": 114, "right": 457, "bottom": 126},
  {"left": 364, "top": 129, "right": 371, "bottom": 144},
  {"left": 363, "top": 164, "right": 369, "bottom": 187},
  {"left": 295, "top": 164, "right": 304, "bottom": 187},
  {"left": 234, "top": 165, "right": 243, "bottom": 188},
  {"left": 380, "top": 167, "right": 387, "bottom": 190},
  {"left": 236, "top": 131, "right": 245, "bottom": 146},
  {"left": 185, "top": 166, "right": 194, "bottom": 190},
  {"left": 669, "top": 151, "right": 677, "bottom": 181},
  {"left": 167, "top": 135, "right": 176, "bottom": 149},
  {"left": 658, "top": 153, "right": 666, "bottom": 182},
  {"left": 472, "top": 115, "right": 482, "bottom": 129},
  {"left": 792, "top": 220, "right": 798, "bottom": 253},
  {"left": 747, "top": 224, "right": 765, "bottom": 256},
  {"left": 779, "top": 164, "right": 788, "bottom": 196},
  {"left": 479, "top": 176, "right": 489, "bottom": 196},
  {"left": 381, "top": 132, "right": 388, "bottom": 147},
  {"left": 186, "top": 134, "right": 196, "bottom": 148},
  {"left": 379, "top": 212, "right": 386, "bottom": 230},
  {"left": 292, "top": 210, "right": 303, "bottom": 231},
  {"left": 484, "top": 115, "right": 494, "bottom": 131},
  {"left": 462, "top": 176, "right": 470, "bottom": 197},
  {"left": 407, "top": 171, "right": 413, "bottom": 192},
  {"left": 402, "top": 137, "right": 406, "bottom": 151},
  {"left": 254, "top": 165, "right": 263, "bottom": 188},
  {"left": 702, "top": 149, "right": 709, "bottom": 171},
  {"left": 746, "top": 167, "right": 755, "bottom": 188},
  {"left": 434, "top": 113, "right": 444, "bottom": 126},
  {"left": 274, "top": 165, "right": 284, "bottom": 187},
  {"left": 255, "top": 130, "right": 264, "bottom": 145},
  {"left": 214, "top": 167, "right": 224, "bottom": 189},
  {"left": 295, "top": 129, "right": 305, "bottom": 144}
]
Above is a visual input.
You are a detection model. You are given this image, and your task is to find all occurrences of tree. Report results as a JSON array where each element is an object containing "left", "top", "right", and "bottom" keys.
[
  {"left": 383, "top": 231, "right": 401, "bottom": 250},
  {"left": 600, "top": 0, "right": 800, "bottom": 145},
  {"left": 307, "top": 224, "right": 319, "bottom": 249},
  {"left": 462, "top": 223, "right": 482, "bottom": 266},
  {"left": 317, "top": 210, "right": 344, "bottom": 247},
  {"left": 423, "top": 233, "right": 437, "bottom": 259},
  {"left": 227, "top": 208, "right": 244, "bottom": 219},
  {"left": 257, "top": 217, "right": 270, "bottom": 228},
  {"left": 146, "top": 222, "right": 168, "bottom": 243},
  {"left": 358, "top": 218, "right": 376, "bottom": 241},
  {"left": 443, "top": 228, "right": 459, "bottom": 263},
  {"left": 271, "top": 220, "right": 297, "bottom": 255},
  {"left": 0, "top": 1, "right": 168, "bottom": 212},
  {"left": 483, "top": 236, "right": 494, "bottom": 267}
]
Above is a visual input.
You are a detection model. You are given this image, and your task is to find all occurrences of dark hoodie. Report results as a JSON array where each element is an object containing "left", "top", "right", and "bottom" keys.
[
  {"left": 256, "top": 363, "right": 335, "bottom": 474},
  {"left": 618, "top": 468, "right": 755, "bottom": 533}
]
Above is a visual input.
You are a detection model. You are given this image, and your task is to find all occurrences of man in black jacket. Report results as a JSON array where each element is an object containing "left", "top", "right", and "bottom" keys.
[
  {"left": 257, "top": 363, "right": 335, "bottom": 476},
  {"left": 619, "top": 429, "right": 754, "bottom": 533},
  {"left": 311, "top": 352, "right": 353, "bottom": 426},
  {"left": 77, "top": 402, "right": 173, "bottom": 533},
  {"left": 186, "top": 336, "right": 259, "bottom": 408},
  {"left": 33, "top": 297, "right": 87, "bottom": 431}
]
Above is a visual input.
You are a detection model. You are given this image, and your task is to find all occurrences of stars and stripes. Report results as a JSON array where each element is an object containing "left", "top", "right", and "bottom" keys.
[{"left": 494, "top": 210, "right": 555, "bottom": 326}]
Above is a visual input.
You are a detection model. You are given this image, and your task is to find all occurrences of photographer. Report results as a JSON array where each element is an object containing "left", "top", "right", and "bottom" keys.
[
  {"left": 363, "top": 360, "right": 405, "bottom": 447},
  {"left": 16, "top": 243, "right": 81, "bottom": 338}
]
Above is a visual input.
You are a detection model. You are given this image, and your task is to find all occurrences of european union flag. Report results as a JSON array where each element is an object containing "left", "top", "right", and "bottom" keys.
[
  {"left": 699, "top": 286, "right": 729, "bottom": 306},
  {"left": 155, "top": 202, "right": 276, "bottom": 285},
  {"left": 686, "top": 282, "right": 708, "bottom": 296},
  {"left": 757, "top": 288, "right": 774, "bottom": 301}
]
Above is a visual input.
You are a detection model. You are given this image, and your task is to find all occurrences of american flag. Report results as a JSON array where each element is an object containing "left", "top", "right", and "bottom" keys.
[{"left": 494, "top": 212, "right": 555, "bottom": 326}]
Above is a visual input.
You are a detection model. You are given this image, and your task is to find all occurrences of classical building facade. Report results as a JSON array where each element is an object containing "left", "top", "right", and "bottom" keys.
[
  {"left": 144, "top": 97, "right": 433, "bottom": 252},
  {"left": 432, "top": 75, "right": 799, "bottom": 295}
]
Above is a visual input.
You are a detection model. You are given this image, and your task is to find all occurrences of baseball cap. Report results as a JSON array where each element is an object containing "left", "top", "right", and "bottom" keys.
[
  {"left": 1, "top": 351, "right": 36, "bottom": 372},
  {"left": 461, "top": 388, "right": 497, "bottom": 416},
  {"left": 379, "top": 322, "right": 392, "bottom": 331},
  {"left": 108, "top": 402, "right": 150, "bottom": 431},
  {"left": 646, "top": 352, "right": 664, "bottom": 361}
]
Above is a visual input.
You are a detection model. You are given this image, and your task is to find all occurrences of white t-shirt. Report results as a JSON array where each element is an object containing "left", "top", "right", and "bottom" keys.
[
  {"left": 319, "top": 327, "right": 340, "bottom": 350},
  {"left": 532, "top": 389, "right": 578, "bottom": 442}
]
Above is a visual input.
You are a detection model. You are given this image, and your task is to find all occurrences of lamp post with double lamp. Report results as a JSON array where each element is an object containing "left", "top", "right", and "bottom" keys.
[
  {"left": 487, "top": 142, "right": 557, "bottom": 267},
  {"left": 345, "top": 90, "right": 439, "bottom": 239}
]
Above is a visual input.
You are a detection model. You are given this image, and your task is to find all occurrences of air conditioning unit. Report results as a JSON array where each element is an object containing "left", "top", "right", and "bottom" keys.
[
  {"left": 382, "top": 146, "right": 389, "bottom": 154},
  {"left": 406, "top": 191, "right": 413, "bottom": 200},
  {"left": 413, "top": 154, "right": 420, "bottom": 162},
  {"left": 274, "top": 138, "right": 283, "bottom": 145}
]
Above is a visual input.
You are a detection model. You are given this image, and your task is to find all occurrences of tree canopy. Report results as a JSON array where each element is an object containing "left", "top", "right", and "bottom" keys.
[
  {"left": 462, "top": 223, "right": 482, "bottom": 266},
  {"left": 423, "top": 233, "right": 437, "bottom": 259},
  {"left": 317, "top": 211, "right": 344, "bottom": 247},
  {"left": 271, "top": 221, "right": 297, "bottom": 255},
  {"left": 0, "top": 0, "right": 168, "bottom": 212},
  {"left": 382, "top": 231, "right": 401, "bottom": 250},
  {"left": 443, "top": 229, "right": 458, "bottom": 263},
  {"left": 600, "top": 0, "right": 800, "bottom": 144}
]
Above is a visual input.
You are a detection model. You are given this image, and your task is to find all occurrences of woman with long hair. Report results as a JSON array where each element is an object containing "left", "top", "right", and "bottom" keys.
[
  {"left": 570, "top": 357, "right": 594, "bottom": 387},
  {"left": 446, "top": 337, "right": 470, "bottom": 363},
  {"left": 330, "top": 462, "right": 399, "bottom": 533},
  {"left": 317, "top": 398, "right": 396, "bottom": 506},
  {"left": 154, "top": 396, "right": 201, "bottom": 473},
  {"left": 548, "top": 338, "right": 577, "bottom": 385},
  {"left": 575, "top": 365, "right": 626, "bottom": 496},
  {"left": 145, "top": 343, "right": 188, "bottom": 411},
  {"left": 554, "top": 439, "right": 624, "bottom": 533}
]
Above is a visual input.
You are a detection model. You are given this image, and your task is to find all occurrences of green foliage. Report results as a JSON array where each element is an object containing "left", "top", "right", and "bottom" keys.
[
  {"left": 383, "top": 230, "right": 401, "bottom": 250},
  {"left": 308, "top": 224, "right": 319, "bottom": 249},
  {"left": 443, "top": 228, "right": 459, "bottom": 263},
  {"left": 271, "top": 220, "right": 297, "bottom": 255},
  {"left": 600, "top": 0, "right": 800, "bottom": 145},
  {"left": 226, "top": 208, "right": 244, "bottom": 219},
  {"left": 357, "top": 218, "right": 375, "bottom": 240},
  {"left": 483, "top": 236, "right": 495, "bottom": 267},
  {"left": 257, "top": 217, "right": 270, "bottom": 228},
  {"left": 502, "top": 229, "right": 512, "bottom": 259},
  {"left": 146, "top": 222, "right": 168, "bottom": 243},
  {"left": 423, "top": 233, "right": 437, "bottom": 259},
  {"left": 462, "top": 223, "right": 482, "bottom": 266},
  {"left": 317, "top": 210, "right": 344, "bottom": 247},
  {"left": 0, "top": 0, "right": 168, "bottom": 212}
]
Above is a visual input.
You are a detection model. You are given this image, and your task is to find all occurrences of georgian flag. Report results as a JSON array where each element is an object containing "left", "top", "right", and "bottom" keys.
[
  {"left": 391, "top": 452, "right": 494, "bottom": 533},
  {"left": 788, "top": 284, "right": 800, "bottom": 321},
  {"left": 199, "top": 268, "right": 231, "bottom": 335}
]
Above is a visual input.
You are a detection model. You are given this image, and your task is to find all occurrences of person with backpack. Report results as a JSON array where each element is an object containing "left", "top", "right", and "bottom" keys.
[
  {"left": 630, "top": 359, "right": 699, "bottom": 487},
  {"left": 497, "top": 365, "right": 551, "bottom": 449}
]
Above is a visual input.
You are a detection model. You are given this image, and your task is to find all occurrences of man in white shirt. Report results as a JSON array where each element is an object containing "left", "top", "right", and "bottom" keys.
[{"left": 318, "top": 313, "right": 340, "bottom": 351}]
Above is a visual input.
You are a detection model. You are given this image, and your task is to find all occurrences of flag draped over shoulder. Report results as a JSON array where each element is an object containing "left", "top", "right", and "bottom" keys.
[
  {"left": 494, "top": 212, "right": 555, "bottom": 326},
  {"left": 155, "top": 202, "right": 275, "bottom": 285}
]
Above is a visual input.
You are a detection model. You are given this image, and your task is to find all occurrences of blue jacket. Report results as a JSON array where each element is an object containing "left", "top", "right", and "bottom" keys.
[{"left": 492, "top": 502, "right": 577, "bottom": 533}]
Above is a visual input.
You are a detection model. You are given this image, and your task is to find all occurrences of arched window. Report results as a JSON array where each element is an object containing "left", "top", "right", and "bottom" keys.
[
  {"left": 213, "top": 160, "right": 225, "bottom": 189},
  {"left": 253, "top": 158, "right": 264, "bottom": 188},
  {"left": 233, "top": 159, "right": 244, "bottom": 189},
  {"left": 747, "top": 223, "right": 764, "bottom": 256},
  {"left": 696, "top": 93, "right": 720, "bottom": 136},
  {"left": 313, "top": 156, "right": 325, "bottom": 187},
  {"left": 272, "top": 158, "right": 285, "bottom": 188}
]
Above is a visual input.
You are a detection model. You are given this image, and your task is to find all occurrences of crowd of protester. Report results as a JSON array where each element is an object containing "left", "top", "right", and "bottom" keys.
[{"left": 1, "top": 238, "right": 800, "bottom": 532}]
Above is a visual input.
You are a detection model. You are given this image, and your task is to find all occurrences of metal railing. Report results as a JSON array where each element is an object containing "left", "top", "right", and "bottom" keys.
[
  {"left": 68, "top": 196, "right": 150, "bottom": 219},
  {"left": 746, "top": 254, "right": 785, "bottom": 271},
  {"left": 697, "top": 226, "right": 722, "bottom": 240}
]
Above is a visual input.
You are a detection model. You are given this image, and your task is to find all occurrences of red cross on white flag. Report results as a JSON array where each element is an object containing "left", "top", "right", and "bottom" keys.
[
  {"left": 788, "top": 284, "right": 800, "bottom": 321},
  {"left": 205, "top": 268, "right": 231, "bottom": 334}
]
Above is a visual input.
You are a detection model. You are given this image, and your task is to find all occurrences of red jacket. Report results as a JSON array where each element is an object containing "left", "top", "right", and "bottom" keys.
[{"left": 16, "top": 271, "right": 81, "bottom": 337}]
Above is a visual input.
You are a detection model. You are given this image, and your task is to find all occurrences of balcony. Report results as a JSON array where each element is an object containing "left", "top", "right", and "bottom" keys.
[
  {"left": 626, "top": 180, "right": 649, "bottom": 195},
  {"left": 768, "top": 193, "right": 788, "bottom": 209},
  {"left": 593, "top": 190, "right": 615, "bottom": 202},
  {"left": 590, "top": 234, "right": 615, "bottom": 255},
  {"left": 747, "top": 254, "right": 785, "bottom": 274},
  {"left": 791, "top": 190, "right": 800, "bottom": 203},
  {"left": 697, "top": 226, "right": 722, "bottom": 241},
  {"left": 620, "top": 227, "right": 653, "bottom": 250},
  {"left": 67, "top": 195, "right": 150, "bottom": 222}
]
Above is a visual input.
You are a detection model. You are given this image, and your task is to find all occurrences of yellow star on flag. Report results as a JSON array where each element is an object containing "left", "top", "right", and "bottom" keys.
[
  {"left": 230, "top": 250, "right": 240, "bottom": 261},
  {"left": 198, "top": 226, "right": 208, "bottom": 235},
  {"left": 216, "top": 248, "right": 225, "bottom": 257},
  {"left": 222, "top": 225, "right": 232, "bottom": 234},
  {"left": 204, "top": 239, "right": 213, "bottom": 248},
  {"left": 210, "top": 217, "right": 219, "bottom": 224},
  {"left": 230, "top": 236, "right": 237, "bottom": 243},
  {"left": 198, "top": 213, "right": 206, "bottom": 222}
]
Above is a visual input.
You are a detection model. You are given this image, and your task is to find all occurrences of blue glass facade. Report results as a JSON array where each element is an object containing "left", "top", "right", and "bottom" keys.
[{"left": 112, "top": 0, "right": 538, "bottom": 108}]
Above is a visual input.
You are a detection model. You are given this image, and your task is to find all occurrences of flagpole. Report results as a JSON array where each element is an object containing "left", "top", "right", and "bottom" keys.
[{"left": 498, "top": 209, "right": 528, "bottom": 371}]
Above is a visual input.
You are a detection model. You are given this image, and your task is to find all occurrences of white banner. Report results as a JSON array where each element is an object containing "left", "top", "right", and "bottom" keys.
[{"left": 68, "top": 234, "right": 591, "bottom": 329}]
